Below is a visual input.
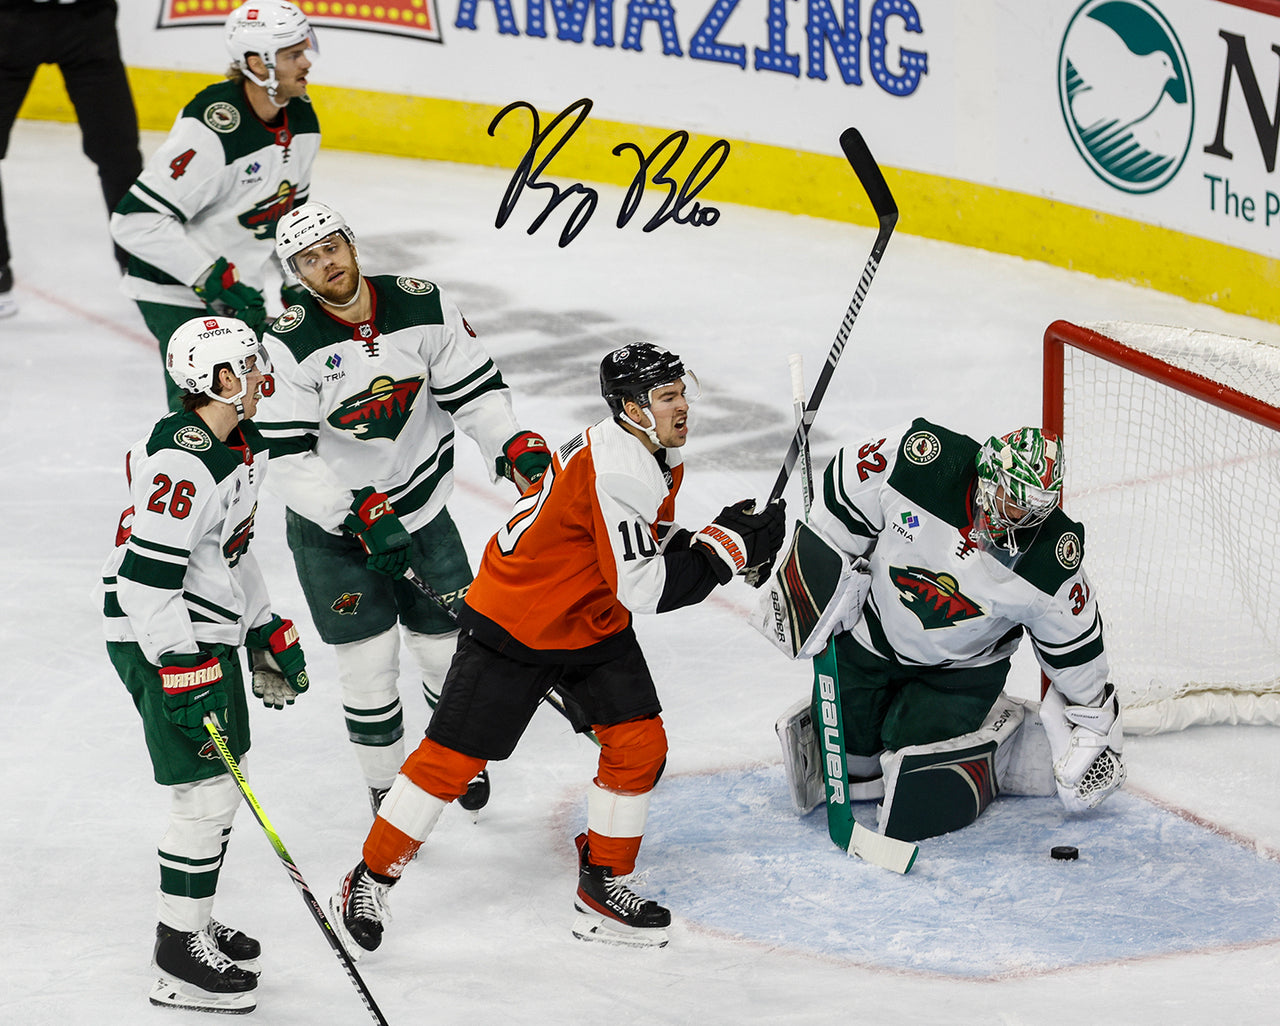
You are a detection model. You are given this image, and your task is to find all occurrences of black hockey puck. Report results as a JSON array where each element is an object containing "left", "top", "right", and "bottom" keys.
[{"left": 1050, "top": 845, "right": 1079, "bottom": 861}]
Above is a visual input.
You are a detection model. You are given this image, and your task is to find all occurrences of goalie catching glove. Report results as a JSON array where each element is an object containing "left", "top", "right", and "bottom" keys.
[
  {"left": 193, "top": 257, "right": 267, "bottom": 334},
  {"left": 495, "top": 430, "right": 552, "bottom": 492},
  {"left": 1040, "top": 682, "right": 1126, "bottom": 813},
  {"left": 344, "top": 486, "right": 412, "bottom": 578},
  {"left": 159, "top": 651, "right": 231, "bottom": 740},
  {"left": 695, "top": 498, "right": 787, "bottom": 586},
  {"left": 246, "top": 615, "right": 310, "bottom": 709},
  {"left": 750, "top": 521, "right": 871, "bottom": 658}
]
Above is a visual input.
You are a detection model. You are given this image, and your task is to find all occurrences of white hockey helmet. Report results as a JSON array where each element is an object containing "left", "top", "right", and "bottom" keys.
[
  {"left": 225, "top": 1, "right": 316, "bottom": 101},
  {"left": 166, "top": 315, "right": 267, "bottom": 412},
  {"left": 275, "top": 201, "right": 359, "bottom": 293}
]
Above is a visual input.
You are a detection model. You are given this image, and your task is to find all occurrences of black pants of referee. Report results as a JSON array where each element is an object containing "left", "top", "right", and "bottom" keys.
[{"left": 0, "top": 0, "right": 142, "bottom": 275}]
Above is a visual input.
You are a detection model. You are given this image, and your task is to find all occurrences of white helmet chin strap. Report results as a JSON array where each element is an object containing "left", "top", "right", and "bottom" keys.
[
  {"left": 243, "top": 58, "right": 288, "bottom": 108},
  {"left": 620, "top": 408, "right": 662, "bottom": 449}
]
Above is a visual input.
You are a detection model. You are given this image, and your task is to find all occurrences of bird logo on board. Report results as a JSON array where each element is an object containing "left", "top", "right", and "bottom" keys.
[
  {"left": 891, "top": 566, "right": 984, "bottom": 629},
  {"left": 1057, "top": 0, "right": 1194, "bottom": 194},
  {"left": 326, "top": 375, "right": 423, "bottom": 441},
  {"left": 238, "top": 181, "right": 300, "bottom": 240}
]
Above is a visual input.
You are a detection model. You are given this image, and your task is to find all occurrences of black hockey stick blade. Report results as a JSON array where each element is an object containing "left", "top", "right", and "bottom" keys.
[
  {"left": 839, "top": 127, "right": 898, "bottom": 232},
  {"left": 763, "top": 128, "right": 898, "bottom": 506}
]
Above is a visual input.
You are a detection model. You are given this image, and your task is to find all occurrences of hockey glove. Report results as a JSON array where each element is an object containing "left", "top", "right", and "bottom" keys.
[
  {"left": 246, "top": 615, "right": 310, "bottom": 709},
  {"left": 194, "top": 257, "right": 268, "bottom": 334},
  {"left": 696, "top": 497, "right": 787, "bottom": 585},
  {"left": 343, "top": 486, "right": 412, "bottom": 578},
  {"left": 495, "top": 431, "right": 552, "bottom": 492},
  {"left": 1041, "top": 682, "right": 1127, "bottom": 813},
  {"left": 159, "top": 651, "right": 230, "bottom": 741}
]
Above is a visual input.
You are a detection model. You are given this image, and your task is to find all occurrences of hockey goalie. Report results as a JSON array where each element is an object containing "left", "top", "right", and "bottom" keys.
[{"left": 752, "top": 419, "right": 1125, "bottom": 842}]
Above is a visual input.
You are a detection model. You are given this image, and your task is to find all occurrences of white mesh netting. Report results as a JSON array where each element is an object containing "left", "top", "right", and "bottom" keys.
[{"left": 1052, "top": 321, "right": 1280, "bottom": 733}]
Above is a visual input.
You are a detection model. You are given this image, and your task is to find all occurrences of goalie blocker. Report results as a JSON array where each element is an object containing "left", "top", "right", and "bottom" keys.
[{"left": 750, "top": 521, "right": 871, "bottom": 660}]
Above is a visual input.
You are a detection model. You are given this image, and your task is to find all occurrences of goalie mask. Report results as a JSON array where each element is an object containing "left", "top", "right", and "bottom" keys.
[
  {"left": 166, "top": 316, "right": 268, "bottom": 416},
  {"left": 972, "top": 427, "right": 1063, "bottom": 558},
  {"left": 600, "top": 343, "right": 700, "bottom": 447},
  {"left": 225, "top": 1, "right": 316, "bottom": 105},
  {"left": 275, "top": 201, "right": 360, "bottom": 304}
]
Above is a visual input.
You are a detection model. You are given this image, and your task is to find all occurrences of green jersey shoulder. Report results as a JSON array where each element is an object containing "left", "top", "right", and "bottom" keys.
[{"left": 180, "top": 80, "right": 320, "bottom": 163}]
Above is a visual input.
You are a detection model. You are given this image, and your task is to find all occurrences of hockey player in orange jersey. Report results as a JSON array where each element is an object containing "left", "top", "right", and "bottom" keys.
[{"left": 329, "top": 342, "right": 786, "bottom": 950}]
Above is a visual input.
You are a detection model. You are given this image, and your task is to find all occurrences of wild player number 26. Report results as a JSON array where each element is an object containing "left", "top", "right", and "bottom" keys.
[{"left": 147, "top": 474, "right": 196, "bottom": 519}]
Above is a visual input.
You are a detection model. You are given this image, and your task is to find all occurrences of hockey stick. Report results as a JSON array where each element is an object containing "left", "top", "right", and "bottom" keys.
[
  {"left": 201, "top": 718, "right": 391, "bottom": 1025},
  {"left": 764, "top": 127, "right": 898, "bottom": 507},
  {"left": 402, "top": 569, "right": 600, "bottom": 746}
]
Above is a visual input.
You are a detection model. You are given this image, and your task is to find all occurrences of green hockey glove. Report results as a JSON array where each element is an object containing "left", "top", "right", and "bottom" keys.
[
  {"left": 343, "top": 486, "right": 412, "bottom": 578},
  {"left": 495, "top": 431, "right": 552, "bottom": 492},
  {"left": 159, "top": 651, "right": 230, "bottom": 740},
  {"left": 194, "top": 257, "right": 267, "bottom": 334},
  {"left": 246, "top": 615, "right": 310, "bottom": 709}
]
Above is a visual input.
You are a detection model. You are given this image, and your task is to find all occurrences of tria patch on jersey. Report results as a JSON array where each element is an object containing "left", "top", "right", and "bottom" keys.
[
  {"left": 331, "top": 592, "right": 362, "bottom": 615},
  {"left": 174, "top": 425, "right": 212, "bottom": 452},
  {"left": 396, "top": 276, "right": 435, "bottom": 296},
  {"left": 203, "top": 101, "right": 240, "bottom": 133},
  {"left": 891, "top": 565, "right": 985, "bottom": 628},
  {"left": 326, "top": 375, "right": 423, "bottom": 441}
]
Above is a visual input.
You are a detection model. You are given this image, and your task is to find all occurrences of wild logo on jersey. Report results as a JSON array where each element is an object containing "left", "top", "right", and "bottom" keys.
[
  {"left": 891, "top": 566, "right": 984, "bottom": 629},
  {"left": 223, "top": 505, "right": 257, "bottom": 567},
  {"left": 332, "top": 592, "right": 362, "bottom": 615},
  {"left": 327, "top": 375, "right": 423, "bottom": 441},
  {"left": 238, "top": 181, "right": 300, "bottom": 240}
]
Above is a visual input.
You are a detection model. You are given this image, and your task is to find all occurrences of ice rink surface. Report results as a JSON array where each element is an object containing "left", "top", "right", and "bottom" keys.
[{"left": 4, "top": 121, "right": 1280, "bottom": 1024}]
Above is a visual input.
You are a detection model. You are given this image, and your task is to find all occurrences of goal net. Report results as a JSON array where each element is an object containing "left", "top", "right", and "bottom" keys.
[{"left": 1043, "top": 320, "right": 1280, "bottom": 734}]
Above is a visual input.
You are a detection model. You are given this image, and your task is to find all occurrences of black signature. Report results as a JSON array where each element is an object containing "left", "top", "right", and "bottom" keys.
[{"left": 488, "top": 98, "right": 729, "bottom": 248}]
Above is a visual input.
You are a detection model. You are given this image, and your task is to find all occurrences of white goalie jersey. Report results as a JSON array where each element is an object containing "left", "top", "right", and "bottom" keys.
[
  {"left": 810, "top": 418, "right": 1109, "bottom": 707},
  {"left": 255, "top": 275, "right": 523, "bottom": 534}
]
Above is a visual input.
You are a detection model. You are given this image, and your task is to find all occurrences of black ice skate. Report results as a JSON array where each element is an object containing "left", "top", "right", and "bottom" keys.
[
  {"left": 369, "top": 786, "right": 390, "bottom": 816},
  {"left": 330, "top": 860, "right": 394, "bottom": 958},
  {"left": 458, "top": 769, "right": 491, "bottom": 813},
  {"left": 572, "top": 832, "right": 671, "bottom": 947},
  {"left": 207, "top": 918, "right": 261, "bottom": 976},
  {"left": 150, "top": 922, "right": 257, "bottom": 1014}
]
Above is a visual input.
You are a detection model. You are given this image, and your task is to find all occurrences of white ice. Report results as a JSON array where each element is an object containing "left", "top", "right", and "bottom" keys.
[{"left": 4, "top": 121, "right": 1280, "bottom": 1025}]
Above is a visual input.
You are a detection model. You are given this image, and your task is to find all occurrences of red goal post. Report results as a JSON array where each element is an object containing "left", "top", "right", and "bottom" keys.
[{"left": 1043, "top": 320, "right": 1280, "bottom": 734}]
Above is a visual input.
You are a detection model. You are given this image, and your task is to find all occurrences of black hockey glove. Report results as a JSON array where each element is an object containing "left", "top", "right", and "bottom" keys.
[{"left": 696, "top": 497, "right": 787, "bottom": 586}]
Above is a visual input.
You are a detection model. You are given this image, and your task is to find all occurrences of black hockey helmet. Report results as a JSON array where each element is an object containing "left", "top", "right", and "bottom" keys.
[{"left": 600, "top": 343, "right": 686, "bottom": 415}]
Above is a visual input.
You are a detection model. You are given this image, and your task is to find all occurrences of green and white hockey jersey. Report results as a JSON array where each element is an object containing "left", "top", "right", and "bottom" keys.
[
  {"left": 255, "top": 275, "right": 524, "bottom": 534},
  {"left": 811, "top": 417, "right": 1108, "bottom": 707},
  {"left": 102, "top": 413, "right": 274, "bottom": 666},
  {"left": 111, "top": 78, "right": 319, "bottom": 308}
]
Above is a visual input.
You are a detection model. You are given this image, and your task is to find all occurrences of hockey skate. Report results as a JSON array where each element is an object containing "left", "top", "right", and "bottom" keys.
[
  {"left": 330, "top": 860, "right": 394, "bottom": 959},
  {"left": 571, "top": 833, "right": 670, "bottom": 948},
  {"left": 149, "top": 922, "right": 257, "bottom": 1014},
  {"left": 207, "top": 918, "right": 262, "bottom": 976},
  {"left": 458, "top": 769, "right": 491, "bottom": 813}
]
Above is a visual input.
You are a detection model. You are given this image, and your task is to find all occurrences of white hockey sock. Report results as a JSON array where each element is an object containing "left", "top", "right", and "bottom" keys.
[
  {"left": 335, "top": 628, "right": 405, "bottom": 790},
  {"left": 402, "top": 628, "right": 458, "bottom": 710},
  {"left": 157, "top": 774, "right": 242, "bottom": 932}
]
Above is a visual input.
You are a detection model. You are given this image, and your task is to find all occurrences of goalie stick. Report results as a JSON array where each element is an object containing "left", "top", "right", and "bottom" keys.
[
  {"left": 763, "top": 127, "right": 898, "bottom": 508},
  {"left": 775, "top": 132, "right": 916, "bottom": 874},
  {"left": 402, "top": 568, "right": 600, "bottom": 746},
  {"left": 201, "top": 718, "right": 391, "bottom": 1025}
]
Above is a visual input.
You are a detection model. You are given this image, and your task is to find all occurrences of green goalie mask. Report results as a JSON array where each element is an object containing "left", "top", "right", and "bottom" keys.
[{"left": 973, "top": 427, "right": 1063, "bottom": 556}]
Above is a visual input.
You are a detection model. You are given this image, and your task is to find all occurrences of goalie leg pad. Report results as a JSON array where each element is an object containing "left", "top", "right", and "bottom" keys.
[
  {"left": 775, "top": 698, "right": 825, "bottom": 814},
  {"left": 750, "top": 522, "right": 870, "bottom": 659},
  {"left": 879, "top": 695, "right": 1039, "bottom": 841}
]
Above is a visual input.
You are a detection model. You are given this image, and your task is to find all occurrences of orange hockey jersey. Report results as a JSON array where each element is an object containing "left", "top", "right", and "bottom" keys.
[{"left": 461, "top": 416, "right": 693, "bottom": 662}]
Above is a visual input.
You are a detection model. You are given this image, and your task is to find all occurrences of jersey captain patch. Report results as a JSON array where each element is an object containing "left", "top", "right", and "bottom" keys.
[{"left": 203, "top": 101, "right": 241, "bottom": 134}]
